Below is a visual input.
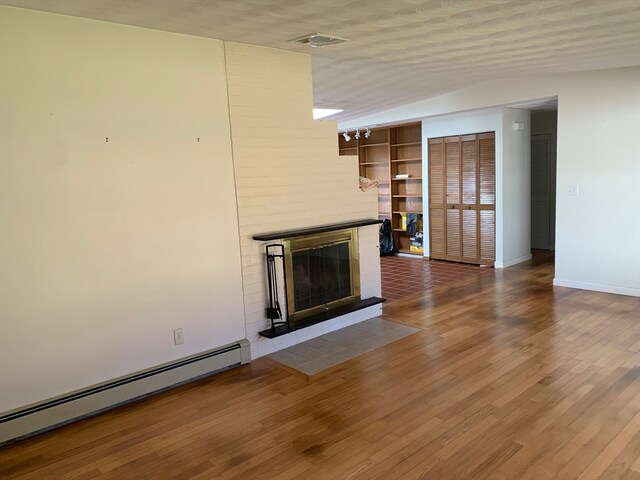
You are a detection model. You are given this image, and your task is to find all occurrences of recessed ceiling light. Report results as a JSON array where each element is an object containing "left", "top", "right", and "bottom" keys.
[
  {"left": 313, "top": 108, "right": 343, "bottom": 120},
  {"left": 291, "top": 33, "right": 349, "bottom": 48}
]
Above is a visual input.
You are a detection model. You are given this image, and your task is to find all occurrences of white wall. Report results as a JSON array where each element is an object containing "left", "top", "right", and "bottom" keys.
[
  {"left": 502, "top": 108, "right": 532, "bottom": 267},
  {"left": 224, "top": 43, "right": 381, "bottom": 358},
  {"left": 421, "top": 108, "right": 531, "bottom": 268},
  {"left": 343, "top": 67, "right": 640, "bottom": 296},
  {"left": 0, "top": 7, "right": 246, "bottom": 412},
  {"left": 553, "top": 70, "right": 640, "bottom": 296},
  {"left": 0, "top": 8, "right": 384, "bottom": 416}
]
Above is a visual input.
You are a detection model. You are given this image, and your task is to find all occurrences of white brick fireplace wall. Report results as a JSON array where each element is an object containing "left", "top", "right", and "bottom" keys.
[{"left": 224, "top": 42, "right": 382, "bottom": 357}]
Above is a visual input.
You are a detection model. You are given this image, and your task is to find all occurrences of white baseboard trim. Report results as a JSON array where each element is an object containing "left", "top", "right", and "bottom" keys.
[
  {"left": 495, "top": 254, "right": 533, "bottom": 269},
  {"left": 254, "top": 304, "right": 383, "bottom": 358},
  {"left": 0, "top": 340, "right": 251, "bottom": 445},
  {"left": 553, "top": 278, "right": 640, "bottom": 297}
]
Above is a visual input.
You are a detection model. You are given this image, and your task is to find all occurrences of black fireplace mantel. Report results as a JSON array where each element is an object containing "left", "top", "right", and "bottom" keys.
[
  {"left": 258, "top": 297, "right": 385, "bottom": 338},
  {"left": 252, "top": 218, "right": 382, "bottom": 241}
]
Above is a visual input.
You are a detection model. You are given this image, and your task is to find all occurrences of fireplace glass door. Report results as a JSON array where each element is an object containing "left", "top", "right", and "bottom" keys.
[{"left": 284, "top": 229, "right": 360, "bottom": 325}]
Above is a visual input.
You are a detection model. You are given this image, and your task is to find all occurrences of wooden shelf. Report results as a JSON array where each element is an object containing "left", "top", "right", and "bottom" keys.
[
  {"left": 338, "top": 123, "right": 421, "bottom": 224},
  {"left": 391, "top": 158, "right": 421, "bottom": 163},
  {"left": 398, "top": 248, "right": 422, "bottom": 256},
  {"left": 359, "top": 143, "right": 389, "bottom": 148}
]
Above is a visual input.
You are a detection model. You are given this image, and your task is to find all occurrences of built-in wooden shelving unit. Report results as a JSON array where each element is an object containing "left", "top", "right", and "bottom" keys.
[{"left": 338, "top": 122, "right": 424, "bottom": 256}]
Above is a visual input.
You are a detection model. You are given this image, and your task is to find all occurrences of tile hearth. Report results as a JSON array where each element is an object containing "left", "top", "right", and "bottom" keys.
[{"left": 267, "top": 318, "right": 419, "bottom": 376}]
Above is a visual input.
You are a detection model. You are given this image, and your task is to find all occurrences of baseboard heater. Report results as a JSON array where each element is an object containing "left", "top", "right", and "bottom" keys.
[{"left": 0, "top": 339, "right": 251, "bottom": 445}]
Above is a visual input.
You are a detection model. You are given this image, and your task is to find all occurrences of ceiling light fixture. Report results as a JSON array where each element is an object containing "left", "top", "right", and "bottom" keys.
[
  {"left": 343, "top": 131, "right": 351, "bottom": 142},
  {"left": 291, "top": 33, "right": 349, "bottom": 48},
  {"left": 354, "top": 129, "right": 361, "bottom": 140},
  {"left": 365, "top": 128, "right": 371, "bottom": 139}
]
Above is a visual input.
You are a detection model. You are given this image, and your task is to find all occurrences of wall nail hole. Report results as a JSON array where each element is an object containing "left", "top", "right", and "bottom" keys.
[
  {"left": 197, "top": 137, "right": 200, "bottom": 142},
  {"left": 106, "top": 137, "right": 109, "bottom": 142}
]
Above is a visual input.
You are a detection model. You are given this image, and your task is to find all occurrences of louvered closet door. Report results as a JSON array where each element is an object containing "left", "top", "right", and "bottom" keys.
[
  {"left": 445, "top": 137, "right": 461, "bottom": 259},
  {"left": 428, "top": 139, "right": 446, "bottom": 259},
  {"left": 461, "top": 136, "right": 478, "bottom": 261},
  {"left": 478, "top": 133, "right": 496, "bottom": 263},
  {"left": 428, "top": 132, "right": 495, "bottom": 265}
]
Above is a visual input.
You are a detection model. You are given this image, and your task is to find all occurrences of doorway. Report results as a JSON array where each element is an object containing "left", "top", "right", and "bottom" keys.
[{"left": 530, "top": 109, "right": 557, "bottom": 251}]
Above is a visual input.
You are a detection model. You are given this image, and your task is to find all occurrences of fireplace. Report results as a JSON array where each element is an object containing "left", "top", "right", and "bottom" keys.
[
  {"left": 284, "top": 229, "right": 360, "bottom": 327},
  {"left": 253, "top": 219, "right": 385, "bottom": 338}
]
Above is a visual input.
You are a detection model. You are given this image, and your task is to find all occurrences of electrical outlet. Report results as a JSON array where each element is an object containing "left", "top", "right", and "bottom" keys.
[
  {"left": 568, "top": 185, "right": 579, "bottom": 196},
  {"left": 173, "top": 328, "right": 184, "bottom": 345}
]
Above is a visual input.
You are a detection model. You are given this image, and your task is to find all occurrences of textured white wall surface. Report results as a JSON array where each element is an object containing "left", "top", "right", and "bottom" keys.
[
  {"left": 0, "top": 7, "right": 245, "bottom": 412},
  {"left": 224, "top": 42, "right": 381, "bottom": 358},
  {"left": 501, "top": 108, "right": 531, "bottom": 267},
  {"left": 0, "top": 8, "right": 382, "bottom": 414}
]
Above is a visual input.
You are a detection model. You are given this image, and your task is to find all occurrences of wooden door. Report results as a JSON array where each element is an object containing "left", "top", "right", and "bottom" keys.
[
  {"left": 428, "top": 139, "right": 445, "bottom": 259},
  {"left": 478, "top": 133, "right": 496, "bottom": 264},
  {"left": 531, "top": 134, "right": 551, "bottom": 249},
  {"left": 428, "top": 132, "right": 495, "bottom": 265}
]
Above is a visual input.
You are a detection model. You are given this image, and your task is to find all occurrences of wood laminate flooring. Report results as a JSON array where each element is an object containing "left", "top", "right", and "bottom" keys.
[{"left": 2, "top": 252, "right": 640, "bottom": 479}]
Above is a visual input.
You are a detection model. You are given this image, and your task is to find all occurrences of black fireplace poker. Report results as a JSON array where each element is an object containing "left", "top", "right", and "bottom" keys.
[{"left": 265, "top": 244, "right": 288, "bottom": 332}]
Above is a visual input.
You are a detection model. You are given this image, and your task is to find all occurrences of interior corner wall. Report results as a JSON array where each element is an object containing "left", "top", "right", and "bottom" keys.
[
  {"left": 223, "top": 42, "right": 380, "bottom": 358},
  {"left": 345, "top": 67, "right": 640, "bottom": 296},
  {"left": 0, "top": 7, "right": 246, "bottom": 413},
  {"left": 501, "top": 108, "right": 532, "bottom": 267}
]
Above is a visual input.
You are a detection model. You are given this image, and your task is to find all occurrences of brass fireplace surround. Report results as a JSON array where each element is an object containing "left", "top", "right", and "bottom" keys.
[{"left": 283, "top": 228, "right": 360, "bottom": 325}]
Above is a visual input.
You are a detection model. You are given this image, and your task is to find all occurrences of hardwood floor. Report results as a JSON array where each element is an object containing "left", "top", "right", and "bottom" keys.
[{"left": 2, "top": 253, "right": 640, "bottom": 479}]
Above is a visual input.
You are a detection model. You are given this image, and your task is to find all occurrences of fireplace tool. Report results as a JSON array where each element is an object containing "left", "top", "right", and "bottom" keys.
[{"left": 265, "top": 244, "right": 288, "bottom": 332}]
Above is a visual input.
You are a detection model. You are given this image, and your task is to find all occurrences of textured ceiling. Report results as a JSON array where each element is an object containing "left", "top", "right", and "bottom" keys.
[
  {"left": 507, "top": 96, "right": 558, "bottom": 111},
  {"left": 2, "top": 0, "right": 639, "bottom": 122}
]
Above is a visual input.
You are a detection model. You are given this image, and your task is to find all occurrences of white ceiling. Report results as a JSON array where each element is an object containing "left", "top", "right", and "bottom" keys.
[
  {"left": 507, "top": 96, "right": 558, "bottom": 111},
  {"left": 2, "top": 0, "right": 639, "bottom": 122}
]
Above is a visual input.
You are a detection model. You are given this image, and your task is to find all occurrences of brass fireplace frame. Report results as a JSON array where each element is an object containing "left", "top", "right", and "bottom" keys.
[{"left": 283, "top": 228, "right": 360, "bottom": 325}]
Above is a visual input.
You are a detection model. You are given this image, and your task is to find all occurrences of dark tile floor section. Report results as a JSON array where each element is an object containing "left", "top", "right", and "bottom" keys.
[
  {"left": 381, "top": 255, "right": 494, "bottom": 302},
  {"left": 268, "top": 318, "right": 419, "bottom": 376}
]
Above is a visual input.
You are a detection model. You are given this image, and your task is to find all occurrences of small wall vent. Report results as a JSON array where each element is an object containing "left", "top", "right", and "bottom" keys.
[{"left": 291, "top": 33, "right": 349, "bottom": 48}]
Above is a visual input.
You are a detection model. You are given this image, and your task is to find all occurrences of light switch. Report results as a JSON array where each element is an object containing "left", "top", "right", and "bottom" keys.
[{"left": 568, "top": 185, "right": 579, "bottom": 196}]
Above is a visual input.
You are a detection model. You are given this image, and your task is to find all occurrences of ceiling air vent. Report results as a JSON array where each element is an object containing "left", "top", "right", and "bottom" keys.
[{"left": 291, "top": 33, "right": 349, "bottom": 48}]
